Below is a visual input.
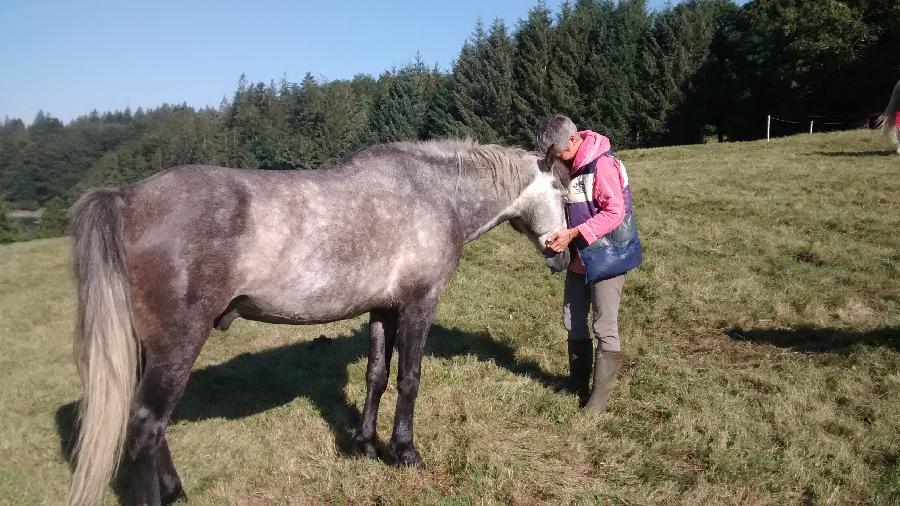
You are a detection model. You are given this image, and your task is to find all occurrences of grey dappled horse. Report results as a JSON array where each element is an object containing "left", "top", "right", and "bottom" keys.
[{"left": 68, "top": 139, "right": 570, "bottom": 505}]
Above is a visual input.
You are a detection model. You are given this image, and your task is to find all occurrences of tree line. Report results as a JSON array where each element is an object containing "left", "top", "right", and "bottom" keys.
[{"left": 1, "top": 0, "right": 897, "bottom": 242}]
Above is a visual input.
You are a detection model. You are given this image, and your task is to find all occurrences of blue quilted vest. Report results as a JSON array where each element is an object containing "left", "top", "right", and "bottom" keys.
[{"left": 566, "top": 151, "right": 643, "bottom": 283}]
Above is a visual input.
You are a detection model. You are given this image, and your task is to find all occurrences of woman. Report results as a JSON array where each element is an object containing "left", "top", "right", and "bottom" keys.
[{"left": 536, "top": 115, "right": 641, "bottom": 413}]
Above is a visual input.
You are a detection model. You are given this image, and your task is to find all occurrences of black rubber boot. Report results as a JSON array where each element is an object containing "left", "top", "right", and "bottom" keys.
[
  {"left": 583, "top": 349, "right": 623, "bottom": 413},
  {"left": 567, "top": 340, "right": 593, "bottom": 403}
]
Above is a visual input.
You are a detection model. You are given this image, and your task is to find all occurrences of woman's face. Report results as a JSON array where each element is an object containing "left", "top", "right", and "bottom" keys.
[{"left": 556, "top": 134, "right": 580, "bottom": 162}]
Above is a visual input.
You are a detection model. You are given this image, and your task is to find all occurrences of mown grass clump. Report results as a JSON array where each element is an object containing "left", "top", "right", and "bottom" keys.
[{"left": 0, "top": 130, "right": 897, "bottom": 503}]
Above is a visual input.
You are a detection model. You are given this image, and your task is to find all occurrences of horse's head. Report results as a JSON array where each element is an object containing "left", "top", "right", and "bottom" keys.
[{"left": 508, "top": 156, "right": 571, "bottom": 273}]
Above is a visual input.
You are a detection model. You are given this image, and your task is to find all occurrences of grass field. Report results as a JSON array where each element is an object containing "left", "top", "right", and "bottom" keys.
[{"left": 1, "top": 130, "right": 898, "bottom": 504}]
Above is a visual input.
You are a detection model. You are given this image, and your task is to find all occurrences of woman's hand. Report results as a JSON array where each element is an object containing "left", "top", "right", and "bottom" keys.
[{"left": 545, "top": 228, "right": 579, "bottom": 253}]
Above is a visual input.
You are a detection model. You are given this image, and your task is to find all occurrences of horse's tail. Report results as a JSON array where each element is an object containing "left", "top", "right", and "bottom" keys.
[
  {"left": 883, "top": 79, "right": 900, "bottom": 145},
  {"left": 68, "top": 189, "right": 140, "bottom": 506}
]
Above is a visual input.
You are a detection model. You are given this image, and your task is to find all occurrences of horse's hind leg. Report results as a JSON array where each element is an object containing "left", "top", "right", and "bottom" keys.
[
  {"left": 389, "top": 296, "right": 438, "bottom": 467},
  {"left": 126, "top": 321, "right": 210, "bottom": 505},
  {"left": 355, "top": 309, "right": 398, "bottom": 458}
]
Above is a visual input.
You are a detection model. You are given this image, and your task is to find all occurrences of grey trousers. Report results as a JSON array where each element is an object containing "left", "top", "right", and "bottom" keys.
[{"left": 563, "top": 271, "right": 625, "bottom": 352}]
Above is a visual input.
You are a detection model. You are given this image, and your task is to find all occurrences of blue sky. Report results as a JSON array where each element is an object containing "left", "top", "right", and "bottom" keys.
[{"left": 2, "top": 0, "right": 709, "bottom": 124}]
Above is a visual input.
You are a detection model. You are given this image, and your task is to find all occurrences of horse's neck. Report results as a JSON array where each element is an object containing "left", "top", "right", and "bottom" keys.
[{"left": 455, "top": 168, "right": 534, "bottom": 244}]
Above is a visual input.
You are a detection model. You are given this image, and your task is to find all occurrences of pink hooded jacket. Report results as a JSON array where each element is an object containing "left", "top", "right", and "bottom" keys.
[{"left": 567, "top": 131, "right": 626, "bottom": 273}]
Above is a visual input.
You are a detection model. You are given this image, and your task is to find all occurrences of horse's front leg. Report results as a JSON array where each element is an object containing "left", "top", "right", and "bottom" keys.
[
  {"left": 354, "top": 309, "right": 398, "bottom": 458},
  {"left": 389, "top": 296, "right": 438, "bottom": 467}
]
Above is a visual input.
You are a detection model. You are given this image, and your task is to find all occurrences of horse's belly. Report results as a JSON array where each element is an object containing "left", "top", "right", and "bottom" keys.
[{"left": 238, "top": 279, "right": 390, "bottom": 325}]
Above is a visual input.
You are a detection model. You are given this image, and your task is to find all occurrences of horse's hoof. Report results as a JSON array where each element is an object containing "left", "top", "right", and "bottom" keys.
[
  {"left": 389, "top": 443, "right": 425, "bottom": 469},
  {"left": 161, "top": 487, "right": 187, "bottom": 505},
  {"left": 353, "top": 439, "right": 379, "bottom": 460},
  {"left": 160, "top": 476, "right": 187, "bottom": 505}
]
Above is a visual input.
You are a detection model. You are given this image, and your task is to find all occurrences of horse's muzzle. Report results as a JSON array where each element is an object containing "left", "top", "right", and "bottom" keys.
[{"left": 544, "top": 249, "right": 570, "bottom": 274}]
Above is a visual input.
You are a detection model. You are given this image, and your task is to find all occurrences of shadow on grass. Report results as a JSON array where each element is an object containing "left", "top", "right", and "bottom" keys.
[
  {"left": 726, "top": 326, "right": 899, "bottom": 353},
  {"left": 55, "top": 323, "right": 563, "bottom": 479},
  {"left": 811, "top": 150, "right": 896, "bottom": 157},
  {"left": 55, "top": 403, "right": 142, "bottom": 502}
]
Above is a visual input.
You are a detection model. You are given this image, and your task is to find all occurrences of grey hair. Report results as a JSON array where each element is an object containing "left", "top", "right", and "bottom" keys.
[{"left": 535, "top": 114, "right": 577, "bottom": 153}]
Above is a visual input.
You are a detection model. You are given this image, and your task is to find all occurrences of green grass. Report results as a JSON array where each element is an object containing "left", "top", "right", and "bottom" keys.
[{"left": 1, "top": 130, "right": 898, "bottom": 504}]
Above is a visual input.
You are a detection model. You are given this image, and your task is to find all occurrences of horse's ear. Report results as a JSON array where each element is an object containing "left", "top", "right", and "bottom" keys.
[
  {"left": 553, "top": 162, "right": 571, "bottom": 188},
  {"left": 540, "top": 148, "right": 556, "bottom": 172}
]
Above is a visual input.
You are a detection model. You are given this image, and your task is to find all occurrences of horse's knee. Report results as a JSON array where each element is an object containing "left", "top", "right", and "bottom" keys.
[
  {"left": 397, "top": 374, "right": 420, "bottom": 397},
  {"left": 367, "top": 367, "right": 389, "bottom": 393},
  {"left": 127, "top": 407, "right": 166, "bottom": 460},
  {"left": 126, "top": 367, "right": 181, "bottom": 461}
]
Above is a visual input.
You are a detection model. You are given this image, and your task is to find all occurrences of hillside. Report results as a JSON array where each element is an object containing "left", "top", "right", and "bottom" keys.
[{"left": 1, "top": 130, "right": 897, "bottom": 503}]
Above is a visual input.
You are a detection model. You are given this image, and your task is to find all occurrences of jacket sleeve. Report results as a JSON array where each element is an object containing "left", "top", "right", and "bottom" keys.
[{"left": 575, "top": 158, "right": 625, "bottom": 244}]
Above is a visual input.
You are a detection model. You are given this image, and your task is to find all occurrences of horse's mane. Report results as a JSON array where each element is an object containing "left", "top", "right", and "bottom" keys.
[{"left": 389, "top": 138, "right": 536, "bottom": 200}]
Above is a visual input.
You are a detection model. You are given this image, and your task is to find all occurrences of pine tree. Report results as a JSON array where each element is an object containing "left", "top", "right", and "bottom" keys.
[
  {"left": 293, "top": 73, "right": 321, "bottom": 137},
  {"left": 22, "top": 111, "right": 68, "bottom": 204},
  {"left": 227, "top": 77, "right": 264, "bottom": 168},
  {"left": 424, "top": 73, "right": 460, "bottom": 139},
  {"left": 651, "top": 0, "right": 731, "bottom": 144},
  {"left": 580, "top": 0, "right": 650, "bottom": 147},
  {"left": 482, "top": 19, "right": 516, "bottom": 144},
  {"left": 368, "top": 57, "right": 431, "bottom": 143},
  {"left": 511, "top": 3, "right": 554, "bottom": 148},
  {"left": 449, "top": 19, "right": 517, "bottom": 144},
  {"left": 452, "top": 20, "right": 501, "bottom": 142},
  {"left": 312, "top": 82, "right": 367, "bottom": 165},
  {"left": 291, "top": 72, "right": 323, "bottom": 166},
  {"left": 547, "top": 2, "right": 588, "bottom": 125}
]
